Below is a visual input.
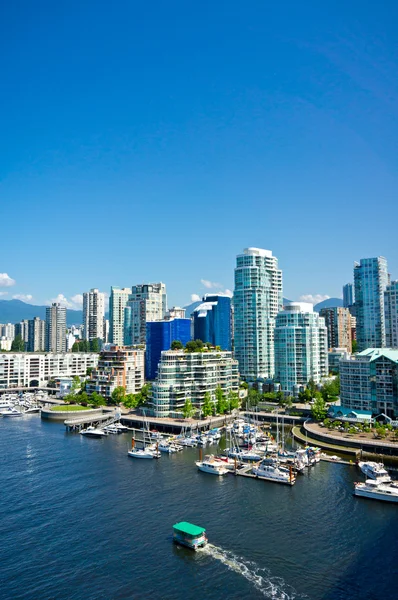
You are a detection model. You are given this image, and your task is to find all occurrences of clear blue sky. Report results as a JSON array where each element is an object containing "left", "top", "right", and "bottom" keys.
[{"left": 1, "top": 0, "right": 397, "bottom": 309}]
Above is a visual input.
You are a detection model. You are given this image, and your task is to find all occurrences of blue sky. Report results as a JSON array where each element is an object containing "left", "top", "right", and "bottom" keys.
[{"left": 1, "top": 0, "right": 397, "bottom": 310}]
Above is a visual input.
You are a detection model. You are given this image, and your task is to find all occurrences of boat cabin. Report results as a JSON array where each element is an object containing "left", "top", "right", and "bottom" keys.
[{"left": 172, "top": 522, "right": 207, "bottom": 550}]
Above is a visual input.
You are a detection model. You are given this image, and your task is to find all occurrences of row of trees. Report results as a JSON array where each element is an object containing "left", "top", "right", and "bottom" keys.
[
  {"left": 170, "top": 339, "right": 221, "bottom": 353},
  {"left": 181, "top": 387, "right": 240, "bottom": 419},
  {"left": 72, "top": 338, "right": 102, "bottom": 353}
]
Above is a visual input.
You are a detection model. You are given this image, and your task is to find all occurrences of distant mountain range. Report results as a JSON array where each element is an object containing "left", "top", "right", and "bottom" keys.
[
  {"left": 0, "top": 299, "right": 83, "bottom": 327},
  {"left": 0, "top": 296, "right": 344, "bottom": 328}
]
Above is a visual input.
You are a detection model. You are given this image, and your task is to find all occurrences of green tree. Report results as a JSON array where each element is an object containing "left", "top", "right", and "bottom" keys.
[
  {"left": 72, "top": 342, "right": 80, "bottom": 352},
  {"left": 71, "top": 376, "right": 81, "bottom": 394},
  {"left": 123, "top": 393, "right": 138, "bottom": 409},
  {"left": 171, "top": 340, "right": 183, "bottom": 350},
  {"left": 86, "top": 367, "right": 94, "bottom": 376},
  {"left": 307, "top": 378, "right": 317, "bottom": 395},
  {"left": 202, "top": 392, "right": 213, "bottom": 417},
  {"left": 111, "top": 386, "right": 126, "bottom": 405},
  {"left": 227, "top": 390, "right": 240, "bottom": 411},
  {"left": 311, "top": 396, "right": 328, "bottom": 421},
  {"left": 79, "top": 391, "right": 89, "bottom": 406},
  {"left": 215, "top": 386, "right": 227, "bottom": 414},
  {"left": 352, "top": 339, "right": 358, "bottom": 353},
  {"left": 240, "top": 381, "right": 248, "bottom": 390},
  {"left": 248, "top": 388, "right": 260, "bottom": 407},
  {"left": 11, "top": 334, "right": 25, "bottom": 352},
  {"left": 185, "top": 339, "right": 205, "bottom": 353},
  {"left": 90, "top": 338, "right": 101, "bottom": 353},
  {"left": 90, "top": 392, "right": 106, "bottom": 407},
  {"left": 182, "top": 398, "right": 195, "bottom": 419}
]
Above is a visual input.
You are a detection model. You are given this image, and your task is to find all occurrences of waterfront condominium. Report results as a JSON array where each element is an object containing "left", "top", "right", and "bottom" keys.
[
  {"left": 83, "top": 288, "right": 105, "bottom": 341},
  {"left": 319, "top": 306, "right": 352, "bottom": 352},
  {"left": 86, "top": 345, "right": 144, "bottom": 399},
  {"left": 148, "top": 349, "right": 239, "bottom": 417},
  {"left": 340, "top": 348, "right": 398, "bottom": 417},
  {"left": 192, "top": 294, "right": 232, "bottom": 351},
  {"left": 45, "top": 303, "right": 66, "bottom": 353},
  {"left": 146, "top": 317, "right": 191, "bottom": 380},
  {"left": 384, "top": 281, "right": 398, "bottom": 348},
  {"left": 109, "top": 287, "right": 131, "bottom": 346},
  {"left": 124, "top": 283, "right": 167, "bottom": 345},
  {"left": 234, "top": 247, "right": 283, "bottom": 382},
  {"left": 354, "top": 257, "right": 389, "bottom": 351},
  {"left": 274, "top": 302, "right": 328, "bottom": 394}
]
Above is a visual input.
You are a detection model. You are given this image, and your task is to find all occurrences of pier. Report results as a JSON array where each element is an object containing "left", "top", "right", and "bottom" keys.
[
  {"left": 64, "top": 409, "right": 121, "bottom": 431},
  {"left": 120, "top": 413, "right": 234, "bottom": 434}
]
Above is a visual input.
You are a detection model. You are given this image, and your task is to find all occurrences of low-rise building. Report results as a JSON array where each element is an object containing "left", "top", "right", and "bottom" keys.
[
  {"left": 86, "top": 346, "right": 144, "bottom": 399},
  {"left": 0, "top": 352, "right": 99, "bottom": 389},
  {"left": 149, "top": 349, "right": 239, "bottom": 418},
  {"left": 340, "top": 348, "right": 398, "bottom": 417}
]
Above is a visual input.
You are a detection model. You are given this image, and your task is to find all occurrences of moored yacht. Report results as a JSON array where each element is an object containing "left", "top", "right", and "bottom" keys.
[
  {"left": 196, "top": 457, "right": 229, "bottom": 475},
  {"left": 80, "top": 426, "right": 107, "bottom": 438},
  {"left": 1, "top": 406, "right": 23, "bottom": 417},
  {"left": 354, "top": 479, "right": 398, "bottom": 503},
  {"left": 252, "top": 461, "right": 296, "bottom": 485},
  {"left": 358, "top": 461, "right": 391, "bottom": 482}
]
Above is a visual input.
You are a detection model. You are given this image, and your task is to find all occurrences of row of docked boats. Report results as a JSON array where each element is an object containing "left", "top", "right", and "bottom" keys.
[
  {"left": 0, "top": 391, "right": 47, "bottom": 417},
  {"left": 80, "top": 423, "right": 129, "bottom": 437}
]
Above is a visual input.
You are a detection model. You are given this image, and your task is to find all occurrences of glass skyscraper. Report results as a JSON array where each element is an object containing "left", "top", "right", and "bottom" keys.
[
  {"left": 192, "top": 294, "right": 232, "bottom": 351},
  {"left": 354, "top": 257, "right": 388, "bottom": 351},
  {"left": 274, "top": 302, "right": 328, "bottom": 393},
  {"left": 233, "top": 247, "right": 283, "bottom": 382},
  {"left": 343, "top": 283, "right": 354, "bottom": 308},
  {"left": 145, "top": 318, "right": 191, "bottom": 380}
]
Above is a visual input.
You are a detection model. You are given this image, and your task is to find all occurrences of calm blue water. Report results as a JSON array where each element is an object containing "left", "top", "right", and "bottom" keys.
[{"left": 1, "top": 416, "right": 397, "bottom": 600}]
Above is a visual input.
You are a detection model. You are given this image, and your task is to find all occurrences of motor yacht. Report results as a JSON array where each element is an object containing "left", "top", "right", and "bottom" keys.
[
  {"left": 196, "top": 457, "right": 229, "bottom": 475},
  {"left": 252, "top": 461, "right": 296, "bottom": 485},
  {"left": 354, "top": 479, "right": 398, "bottom": 503},
  {"left": 80, "top": 426, "right": 107, "bottom": 438},
  {"left": 358, "top": 461, "right": 391, "bottom": 482},
  {"left": 1, "top": 406, "right": 23, "bottom": 417}
]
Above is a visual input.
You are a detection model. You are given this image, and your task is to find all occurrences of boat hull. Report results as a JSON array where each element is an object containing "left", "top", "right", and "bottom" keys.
[{"left": 354, "top": 489, "right": 398, "bottom": 503}]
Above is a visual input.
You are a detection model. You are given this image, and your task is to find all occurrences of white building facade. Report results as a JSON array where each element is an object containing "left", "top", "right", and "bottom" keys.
[
  {"left": 45, "top": 303, "right": 66, "bottom": 352},
  {"left": 274, "top": 303, "right": 328, "bottom": 393},
  {"left": 234, "top": 247, "right": 283, "bottom": 382},
  {"left": 27, "top": 317, "right": 46, "bottom": 352},
  {"left": 124, "top": 283, "right": 167, "bottom": 345},
  {"left": 83, "top": 288, "right": 105, "bottom": 341},
  {"left": 149, "top": 349, "right": 239, "bottom": 417},
  {"left": 109, "top": 287, "right": 131, "bottom": 346},
  {"left": 0, "top": 352, "right": 99, "bottom": 389}
]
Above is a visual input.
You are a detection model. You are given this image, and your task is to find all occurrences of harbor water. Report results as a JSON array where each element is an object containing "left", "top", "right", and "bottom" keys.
[{"left": 1, "top": 416, "right": 397, "bottom": 600}]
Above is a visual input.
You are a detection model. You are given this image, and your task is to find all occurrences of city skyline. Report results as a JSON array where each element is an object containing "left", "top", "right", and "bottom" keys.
[{"left": 1, "top": 1, "right": 397, "bottom": 308}]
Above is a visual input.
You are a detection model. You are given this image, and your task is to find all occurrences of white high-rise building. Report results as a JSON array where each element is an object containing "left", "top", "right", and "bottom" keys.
[
  {"left": 83, "top": 288, "right": 105, "bottom": 341},
  {"left": 124, "top": 283, "right": 167, "bottom": 345},
  {"left": 234, "top": 248, "right": 283, "bottom": 382},
  {"left": 109, "top": 287, "right": 131, "bottom": 346},
  {"left": 274, "top": 302, "right": 328, "bottom": 393},
  {"left": 385, "top": 281, "right": 398, "bottom": 348},
  {"left": 45, "top": 304, "right": 66, "bottom": 352},
  {"left": 1, "top": 323, "right": 15, "bottom": 340}
]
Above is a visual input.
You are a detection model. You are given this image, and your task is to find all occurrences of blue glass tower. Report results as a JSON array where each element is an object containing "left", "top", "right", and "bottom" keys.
[
  {"left": 193, "top": 294, "right": 232, "bottom": 351},
  {"left": 146, "top": 319, "right": 191, "bottom": 380}
]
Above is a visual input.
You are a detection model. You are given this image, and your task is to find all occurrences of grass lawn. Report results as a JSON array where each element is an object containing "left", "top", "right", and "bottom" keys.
[{"left": 51, "top": 405, "right": 91, "bottom": 412}]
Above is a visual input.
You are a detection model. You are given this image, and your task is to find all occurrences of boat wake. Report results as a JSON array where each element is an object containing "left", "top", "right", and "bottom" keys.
[{"left": 200, "top": 544, "right": 306, "bottom": 599}]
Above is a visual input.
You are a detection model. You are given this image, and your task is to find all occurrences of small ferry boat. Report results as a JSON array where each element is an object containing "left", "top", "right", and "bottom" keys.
[
  {"left": 173, "top": 522, "right": 207, "bottom": 550},
  {"left": 358, "top": 461, "right": 391, "bottom": 482},
  {"left": 354, "top": 480, "right": 398, "bottom": 503},
  {"left": 196, "top": 457, "right": 229, "bottom": 475}
]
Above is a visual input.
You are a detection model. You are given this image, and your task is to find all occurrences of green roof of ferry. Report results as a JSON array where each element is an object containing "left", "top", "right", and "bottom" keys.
[{"left": 173, "top": 522, "right": 206, "bottom": 536}]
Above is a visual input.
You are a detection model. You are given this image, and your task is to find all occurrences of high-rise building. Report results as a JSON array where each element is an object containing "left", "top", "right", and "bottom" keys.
[
  {"left": 149, "top": 349, "right": 239, "bottom": 417},
  {"left": 15, "top": 320, "right": 29, "bottom": 347},
  {"left": 146, "top": 318, "right": 191, "bottom": 380},
  {"left": 27, "top": 317, "right": 46, "bottom": 352},
  {"left": 340, "top": 348, "right": 398, "bottom": 417},
  {"left": 83, "top": 288, "right": 105, "bottom": 341},
  {"left": 1, "top": 323, "right": 15, "bottom": 340},
  {"left": 354, "top": 257, "right": 388, "bottom": 351},
  {"left": 45, "top": 303, "right": 66, "bottom": 352},
  {"left": 343, "top": 283, "right": 354, "bottom": 308},
  {"left": 165, "top": 307, "right": 186, "bottom": 320},
  {"left": 274, "top": 302, "right": 328, "bottom": 393},
  {"left": 86, "top": 346, "right": 144, "bottom": 399},
  {"left": 384, "top": 281, "right": 398, "bottom": 348},
  {"left": 109, "top": 287, "right": 131, "bottom": 346},
  {"left": 319, "top": 307, "right": 352, "bottom": 351},
  {"left": 193, "top": 294, "right": 232, "bottom": 351},
  {"left": 103, "top": 319, "right": 110, "bottom": 344},
  {"left": 124, "top": 283, "right": 167, "bottom": 345},
  {"left": 234, "top": 247, "right": 282, "bottom": 382}
]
